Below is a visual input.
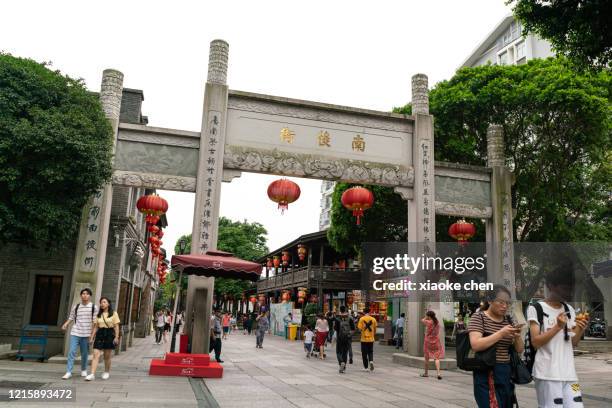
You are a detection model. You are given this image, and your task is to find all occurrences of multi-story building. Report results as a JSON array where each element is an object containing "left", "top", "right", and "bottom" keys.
[
  {"left": 318, "top": 181, "right": 335, "bottom": 231},
  {"left": 0, "top": 89, "right": 158, "bottom": 357},
  {"left": 460, "top": 14, "right": 554, "bottom": 68}
]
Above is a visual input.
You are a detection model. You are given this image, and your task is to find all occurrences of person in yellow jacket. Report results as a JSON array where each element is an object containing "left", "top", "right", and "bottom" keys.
[{"left": 357, "top": 310, "right": 377, "bottom": 372}]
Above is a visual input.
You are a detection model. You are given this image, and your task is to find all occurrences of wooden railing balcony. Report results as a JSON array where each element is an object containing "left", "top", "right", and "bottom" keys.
[{"left": 256, "top": 266, "right": 361, "bottom": 292}]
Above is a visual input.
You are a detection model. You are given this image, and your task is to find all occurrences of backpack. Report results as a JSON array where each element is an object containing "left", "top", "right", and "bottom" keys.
[
  {"left": 523, "top": 301, "right": 570, "bottom": 374},
  {"left": 337, "top": 316, "right": 352, "bottom": 342},
  {"left": 74, "top": 303, "right": 95, "bottom": 325}
]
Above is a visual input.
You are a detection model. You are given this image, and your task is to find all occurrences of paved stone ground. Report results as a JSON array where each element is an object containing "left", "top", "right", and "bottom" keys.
[
  {"left": 205, "top": 331, "right": 612, "bottom": 408},
  {"left": 0, "top": 332, "right": 610, "bottom": 407}
]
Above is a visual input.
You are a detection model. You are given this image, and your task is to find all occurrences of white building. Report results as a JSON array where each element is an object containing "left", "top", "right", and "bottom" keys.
[
  {"left": 318, "top": 181, "right": 335, "bottom": 230},
  {"left": 460, "top": 15, "right": 554, "bottom": 68}
]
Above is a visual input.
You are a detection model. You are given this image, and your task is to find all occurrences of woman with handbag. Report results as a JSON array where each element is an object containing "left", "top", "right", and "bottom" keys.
[
  {"left": 86, "top": 297, "right": 120, "bottom": 381},
  {"left": 468, "top": 285, "right": 524, "bottom": 408},
  {"left": 420, "top": 310, "right": 444, "bottom": 379}
]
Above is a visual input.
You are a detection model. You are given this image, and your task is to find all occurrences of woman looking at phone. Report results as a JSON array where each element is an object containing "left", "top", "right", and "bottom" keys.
[
  {"left": 467, "top": 285, "right": 524, "bottom": 408},
  {"left": 86, "top": 297, "right": 120, "bottom": 381}
]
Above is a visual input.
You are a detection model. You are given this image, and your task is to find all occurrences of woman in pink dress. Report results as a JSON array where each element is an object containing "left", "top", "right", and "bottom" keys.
[{"left": 421, "top": 310, "right": 444, "bottom": 380}]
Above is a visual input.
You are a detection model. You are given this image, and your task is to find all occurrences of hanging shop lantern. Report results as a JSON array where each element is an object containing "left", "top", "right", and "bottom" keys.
[
  {"left": 297, "top": 244, "right": 307, "bottom": 261},
  {"left": 136, "top": 194, "right": 168, "bottom": 216},
  {"left": 145, "top": 214, "right": 160, "bottom": 226},
  {"left": 266, "top": 258, "right": 273, "bottom": 268},
  {"left": 249, "top": 295, "right": 257, "bottom": 304},
  {"left": 148, "top": 236, "right": 160, "bottom": 246},
  {"left": 281, "top": 251, "right": 290, "bottom": 266},
  {"left": 346, "top": 292, "right": 354, "bottom": 306},
  {"left": 273, "top": 256, "right": 280, "bottom": 268},
  {"left": 341, "top": 186, "right": 374, "bottom": 225},
  {"left": 448, "top": 218, "right": 476, "bottom": 246},
  {"left": 297, "top": 288, "right": 306, "bottom": 304},
  {"left": 148, "top": 225, "right": 160, "bottom": 235},
  {"left": 157, "top": 229, "right": 164, "bottom": 239},
  {"left": 267, "top": 178, "right": 301, "bottom": 213}
]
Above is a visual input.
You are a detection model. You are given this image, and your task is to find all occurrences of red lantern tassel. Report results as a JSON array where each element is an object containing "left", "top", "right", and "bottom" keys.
[
  {"left": 278, "top": 202, "right": 288, "bottom": 214},
  {"left": 352, "top": 209, "right": 364, "bottom": 225}
]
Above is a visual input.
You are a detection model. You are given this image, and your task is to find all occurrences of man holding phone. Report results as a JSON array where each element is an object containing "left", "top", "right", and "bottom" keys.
[{"left": 527, "top": 263, "right": 588, "bottom": 408}]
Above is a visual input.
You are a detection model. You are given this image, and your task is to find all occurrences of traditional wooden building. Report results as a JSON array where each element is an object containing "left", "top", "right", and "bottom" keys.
[{"left": 256, "top": 230, "right": 361, "bottom": 313}]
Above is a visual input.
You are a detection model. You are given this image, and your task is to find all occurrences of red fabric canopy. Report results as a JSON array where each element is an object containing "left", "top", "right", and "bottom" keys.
[{"left": 171, "top": 250, "right": 262, "bottom": 281}]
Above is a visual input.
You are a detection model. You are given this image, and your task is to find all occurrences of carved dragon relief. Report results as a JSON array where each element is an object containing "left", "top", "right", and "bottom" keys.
[{"left": 223, "top": 146, "right": 414, "bottom": 187}]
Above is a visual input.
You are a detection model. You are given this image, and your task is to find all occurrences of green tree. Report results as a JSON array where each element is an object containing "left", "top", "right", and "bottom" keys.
[
  {"left": 509, "top": 0, "right": 612, "bottom": 69},
  {"left": 329, "top": 59, "right": 611, "bottom": 297},
  {"left": 0, "top": 54, "right": 113, "bottom": 246},
  {"left": 168, "top": 217, "right": 269, "bottom": 309}
]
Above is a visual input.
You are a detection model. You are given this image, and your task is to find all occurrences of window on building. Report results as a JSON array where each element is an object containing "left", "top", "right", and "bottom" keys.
[
  {"left": 30, "top": 275, "right": 63, "bottom": 325},
  {"left": 499, "top": 51, "right": 508, "bottom": 65},
  {"left": 516, "top": 41, "right": 525, "bottom": 60}
]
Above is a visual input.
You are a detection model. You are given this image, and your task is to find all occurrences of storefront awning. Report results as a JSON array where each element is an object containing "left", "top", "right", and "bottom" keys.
[{"left": 171, "top": 250, "right": 262, "bottom": 281}]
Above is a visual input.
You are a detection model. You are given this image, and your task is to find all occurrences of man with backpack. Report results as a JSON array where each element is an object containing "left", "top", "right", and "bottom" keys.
[
  {"left": 525, "top": 263, "right": 589, "bottom": 408},
  {"left": 61, "top": 288, "right": 98, "bottom": 379},
  {"left": 334, "top": 306, "right": 355, "bottom": 373}
]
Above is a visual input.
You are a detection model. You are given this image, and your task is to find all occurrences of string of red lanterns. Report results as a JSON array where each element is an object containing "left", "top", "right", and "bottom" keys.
[{"left": 136, "top": 193, "right": 169, "bottom": 283}]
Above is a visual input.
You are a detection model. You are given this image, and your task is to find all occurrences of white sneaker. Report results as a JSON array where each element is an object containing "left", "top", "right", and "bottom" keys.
[
  {"left": 81, "top": 370, "right": 88, "bottom": 377},
  {"left": 369, "top": 361, "right": 374, "bottom": 372},
  {"left": 62, "top": 372, "right": 72, "bottom": 380},
  {"left": 85, "top": 374, "right": 95, "bottom": 381},
  {"left": 101, "top": 372, "right": 110, "bottom": 380}
]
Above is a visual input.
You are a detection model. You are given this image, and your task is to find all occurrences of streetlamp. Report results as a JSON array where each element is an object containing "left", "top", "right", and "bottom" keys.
[{"left": 170, "top": 237, "right": 188, "bottom": 352}]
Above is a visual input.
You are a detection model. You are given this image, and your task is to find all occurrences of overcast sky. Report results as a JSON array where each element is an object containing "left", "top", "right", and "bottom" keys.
[{"left": 3, "top": 0, "right": 511, "bottom": 257}]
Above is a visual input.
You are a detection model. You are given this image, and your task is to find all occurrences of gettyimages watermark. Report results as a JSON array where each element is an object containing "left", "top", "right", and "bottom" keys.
[{"left": 360, "top": 242, "right": 611, "bottom": 303}]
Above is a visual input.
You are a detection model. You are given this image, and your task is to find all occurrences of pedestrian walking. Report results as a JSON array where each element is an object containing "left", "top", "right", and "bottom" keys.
[
  {"left": 243, "top": 314, "right": 252, "bottom": 335},
  {"left": 303, "top": 325, "right": 314, "bottom": 358},
  {"left": 326, "top": 311, "right": 335, "bottom": 345},
  {"left": 315, "top": 314, "right": 329, "bottom": 360},
  {"left": 451, "top": 312, "right": 467, "bottom": 342},
  {"left": 395, "top": 313, "right": 405, "bottom": 350},
  {"left": 528, "top": 264, "right": 588, "bottom": 408},
  {"left": 209, "top": 309, "right": 224, "bottom": 363},
  {"left": 86, "top": 297, "right": 120, "bottom": 381},
  {"left": 357, "top": 309, "right": 377, "bottom": 372},
  {"left": 61, "top": 288, "right": 98, "bottom": 379},
  {"left": 421, "top": 310, "right": 444, "bottom": 380},
  {"left": 222, "top": 312, "right": 230, "bottom": 340},
  {"left": 468, "top": 285, "right": 524, "bottom": 408},
  {"left": 163, "top": 310, "right": 172, "bottom": 343},
  {"left": 334, "top": 306, "right": 355, "bottom": 374},
  {"left": 154, "top": 310, "right": 165, "bottom": 344},
  {"left": 255, "top": 311, "right": 269, "bottom": 348},
  {"left": 230, "top": 314, "right": 237, "bottom": 333}
]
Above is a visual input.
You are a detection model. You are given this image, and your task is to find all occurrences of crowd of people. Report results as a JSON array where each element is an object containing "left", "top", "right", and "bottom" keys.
[{"left": 57, "top": 261, "right": 589, "bottom": 407}]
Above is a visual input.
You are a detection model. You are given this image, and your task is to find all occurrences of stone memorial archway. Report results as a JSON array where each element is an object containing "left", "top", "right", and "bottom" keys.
[{"left": 69, "top": 40, "right": 516, "bottom": 357}]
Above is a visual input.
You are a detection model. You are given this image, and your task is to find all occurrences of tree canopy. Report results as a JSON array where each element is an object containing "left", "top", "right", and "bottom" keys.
[
  {"left": 328, "top": 58, "right": 611, "bottom": 260},
  {"left": 0, "top": 53, "right": 113, "bottom": 246},
  {"left": 510, "top": 0, "right": 612, "bottom": 69},
  {"left": 165, "top": 217, "right": 268, "bottom": 309}
]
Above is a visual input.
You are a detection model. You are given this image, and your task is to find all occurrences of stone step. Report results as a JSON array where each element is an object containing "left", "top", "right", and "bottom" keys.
[
  {"left": 0, "top": 350, "right": 18, "bottom": 360},
  {"left": 47, "top": 354, "right": 93, "bottom": 364},
  {"left": 0, "top": 344, "right": 11, "bottom": 353}
]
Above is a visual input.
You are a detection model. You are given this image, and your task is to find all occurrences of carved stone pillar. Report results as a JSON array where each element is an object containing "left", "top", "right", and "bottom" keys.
[{"left": 64, "top": 69, "right": 123, "bottom": 355}]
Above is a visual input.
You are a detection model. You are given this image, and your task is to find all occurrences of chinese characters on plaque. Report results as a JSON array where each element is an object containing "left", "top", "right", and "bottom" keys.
[
  {"left": 199, "top": 110, "right": 222, "bottom": 253},
  {"left": 277, "top": 127, "right": 367, "bottom": 152},
  {"left": 80, "top": 190, "right": 104, "bottom": 272}
]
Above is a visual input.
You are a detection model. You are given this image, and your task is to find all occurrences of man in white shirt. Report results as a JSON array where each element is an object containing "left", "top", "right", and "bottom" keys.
[
  {"left": 527, "top": 264, "right": 588, "bottom": 408},
  {"left": 61, "top": 288, "right": 99, "bottom": 379}
]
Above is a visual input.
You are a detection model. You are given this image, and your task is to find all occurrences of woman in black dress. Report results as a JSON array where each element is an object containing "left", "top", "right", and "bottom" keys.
[{"left": 86, "top": 297, "right": 120, "bottom": 381}]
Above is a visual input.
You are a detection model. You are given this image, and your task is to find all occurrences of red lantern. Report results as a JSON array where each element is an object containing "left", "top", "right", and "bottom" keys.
[
  {"left": 273, "top": 256, "right": 280, "bottom": 268},
  {"left": 297, "top": 244, "right": 307, "bottom": 261},
  {"left": 281, "top": 251, "right": 290, "bottom": 266},
  {"left": 136, "top": 194, "right": 168, "bottom": 216},
  {"left": 145, "top": 214, "right": 160, "bottom": 225},
  {"left": 249, "top": 295, "right": 257, "bottom": 304},
  {"left": 267, "top": 179, "right": 301, "bottom": 213},
  {"left": 297, "top": 289, "right": 306, "bottom": 304},
  {"left": 157, "top": 230, "right": 164, "bottom": 239},
  {"left": 448, "top": 219, "right": 476, "bottom": 246},
  {"left": 341, "top": 186, "right": 374, "bottom": 225},
  {"left": 148, "top": 236, "right": 160, "bottom": 246},
  {"left": 148, "top": 225, "right": 160, "bottom": 235},
  {"left": 266, "top": 258, "right": 273, "bottom": 268}
]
